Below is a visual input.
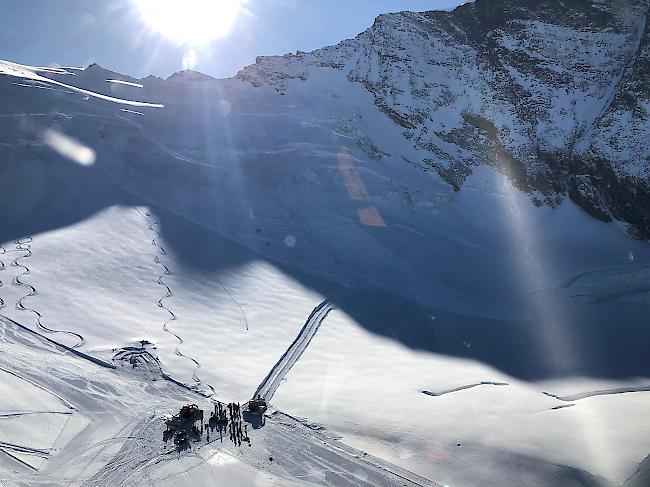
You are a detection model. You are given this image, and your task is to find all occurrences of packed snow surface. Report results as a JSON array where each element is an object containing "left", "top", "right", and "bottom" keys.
[{"left": 0, "top": 43, "right": 649, "bottom": 487}]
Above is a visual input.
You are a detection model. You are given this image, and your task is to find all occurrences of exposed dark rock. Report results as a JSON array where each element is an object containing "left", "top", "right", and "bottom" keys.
[{"left": 236, "top": 0, "right": 650, "bottom": 238}]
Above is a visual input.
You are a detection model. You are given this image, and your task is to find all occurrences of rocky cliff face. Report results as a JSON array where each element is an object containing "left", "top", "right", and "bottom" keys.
[{"left": 237, "top": 0, "right": 650, "bottom": 238}]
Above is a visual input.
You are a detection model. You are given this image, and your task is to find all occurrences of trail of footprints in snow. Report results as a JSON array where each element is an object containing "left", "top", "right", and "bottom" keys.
[
  {"left": 6, "top": 238, "right": 85, "bottom": 347},
  {"left": 138, "top": 209, "right": 214, "bottom": 396}
]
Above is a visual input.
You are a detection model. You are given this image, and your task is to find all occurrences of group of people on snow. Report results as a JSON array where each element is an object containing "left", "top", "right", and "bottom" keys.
[{"left": 165, "top": 401, "right": 251, "bottom": 451}]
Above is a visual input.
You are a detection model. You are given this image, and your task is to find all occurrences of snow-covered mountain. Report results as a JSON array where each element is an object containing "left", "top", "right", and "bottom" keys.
[
  {"left": 240, "top": 0, "right": 650, "bottom": 238},
  {"left": 1, "top": 2, "right": 650, "bottom": 486}
]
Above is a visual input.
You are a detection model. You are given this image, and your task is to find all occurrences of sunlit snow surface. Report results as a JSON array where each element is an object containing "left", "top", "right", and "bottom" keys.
[{"left": 0, "top": 60, "right": 649, "bottom": 486}]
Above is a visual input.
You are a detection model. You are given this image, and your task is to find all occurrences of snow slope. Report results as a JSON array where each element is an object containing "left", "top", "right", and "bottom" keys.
[
  {"left": 1, "top": 3, "right": 650, "bottom": 484},
  {"left": 2, "top": 314, "right": 431, "bottom": 487},
  {"left": 239, "top": 0, "right": 650, "bottom": 238}
]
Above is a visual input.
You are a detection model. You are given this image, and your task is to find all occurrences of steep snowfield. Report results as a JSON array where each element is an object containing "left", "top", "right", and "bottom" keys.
[
  {"left": 1, "top": 4, "right": 650, "bottom": 484},
  {"left": 7, "top": 60, "right": 646, "bottom": 316},
  {"left": 0, "top": 204, "right": 332, "bottom": 399},
  {"left": 239, "top": 0, "right": 650, "bottom": 237}
]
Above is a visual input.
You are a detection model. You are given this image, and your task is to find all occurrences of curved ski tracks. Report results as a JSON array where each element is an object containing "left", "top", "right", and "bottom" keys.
[
  {"left": 216, "top": 281, "right": 249, "bottom": 331},
  {"left": 0, "top": 244, "right": 15, "bottom": 313},
  {"left": 254, "top": 299, "right": 335, "bottom": 402},
  {"left": 144, "top": 214, "right": 248, "bottom": 332},
  {"left": 138, "top": 210, "right": 214, "bottom": 396},
  {"left": 0, "top": 245, "right": 6, "bottom": 312},
  {"left": 11, "top": 238, "right": 85, "bottom": 348},
  {"left": 147, "top": 218, "right": 248, "bottom": 331}
]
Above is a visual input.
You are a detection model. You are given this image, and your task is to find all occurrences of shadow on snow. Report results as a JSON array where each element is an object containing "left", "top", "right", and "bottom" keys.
[{"left": 1, "top": 77, "right": 649, "bottom": 383}]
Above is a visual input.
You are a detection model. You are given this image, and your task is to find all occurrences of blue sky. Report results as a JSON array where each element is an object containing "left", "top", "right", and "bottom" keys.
[{"left": 0, "top": 1, "right": 466, "bottom": 79}]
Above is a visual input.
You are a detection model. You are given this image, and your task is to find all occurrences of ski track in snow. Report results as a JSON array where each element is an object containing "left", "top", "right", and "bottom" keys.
[
  {"left": 543, "top": 385, "right": 650, "bottom": 402},
  {"left": 0, "top": 244, "right": 18, "bottom": 313},
  {"left": 0, "top": 362, "right": 78, "bottom": 467},
  {"left": 268, "top": 411, "right": 438, "bottom": 487},
  {"left": 112, "top": 346, "right": 163, "bottom": 380},
  {"left": 11, "top": 238, "right": 85, "bottom": 348},
  {"left": 421, "top": 381, "right": 510, "bottom": 397},
  {"left": 0, "top": 363, "right": 78, "bottom": 411},
  {"left": 11, "top": 82, "right": 74, "bottom": 94},
  {"left": 0, "top": 314, "right": 115, "bottom": 370},
  {"left": 528, "top": 263, "right": 650, "bottom": 297},
  {"left": 137, "top": 209, "right": 214, "bottom": 397},
  {"left": 0, "top": 411, "right": 73, "bottom": 418},
  {"left": 215, "top": 280, "right": 249, "bottom": 332},
  {"left": 254, "top": 299, "right": 335, "bottom": 402},
  {"left": 80, "top": 414, "right": 161, "bottom": 487},
  {"left": 0, "top": 311, "right": 439, "bottom": 487},
  {"left": 0, "top": 245, "right": 6, "bottom": 312},
  {"left": 0, "top": 442, "right": 52, "bottom": 459},
  {"left": 80, "top": 410, "right": 438, "bottom": 487},
  {"left": 119, "top": 108, "right": 144, "bottom": 116}
]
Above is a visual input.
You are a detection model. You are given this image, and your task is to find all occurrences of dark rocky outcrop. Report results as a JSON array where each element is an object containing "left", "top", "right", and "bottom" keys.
[{"left": 237, "top": 0, "right": 650, "bottom": 238}]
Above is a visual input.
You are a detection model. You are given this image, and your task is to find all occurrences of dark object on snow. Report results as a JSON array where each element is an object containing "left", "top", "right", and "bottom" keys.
[
  {"left": 247, "top": 396, "right": 267, "bottom": 413},
  {"left": 174, "top": 431, "right": 189, "bottom": 446},
  {"left": 163, "top": 428, "right": 174, "bottom": 443},
  {"left": 243, "top": 396, "right": 267, "bottom": 429},
  {"left": 165, "top": 404, "right": 207, "bottom": 449},
  {"left": 165, "top": 404, "right": 203, "bottom": 433}
]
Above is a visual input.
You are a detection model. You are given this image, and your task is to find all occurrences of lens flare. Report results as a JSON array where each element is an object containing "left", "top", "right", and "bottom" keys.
[
  {"left": 42, "top": 129, "right": 96, "bottom": 166},
  {"left": 133, "top": 0, "right": 244, "bottom": 45}
]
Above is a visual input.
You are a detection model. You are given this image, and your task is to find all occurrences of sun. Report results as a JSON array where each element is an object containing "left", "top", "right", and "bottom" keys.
[{"left": 133, "top": 0, "right": 244, "bottom": 45}]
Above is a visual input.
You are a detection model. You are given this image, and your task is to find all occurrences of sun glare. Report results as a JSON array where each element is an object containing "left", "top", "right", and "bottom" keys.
[{"left": 134, "top": 0, "right": 244, "bottom": 45}]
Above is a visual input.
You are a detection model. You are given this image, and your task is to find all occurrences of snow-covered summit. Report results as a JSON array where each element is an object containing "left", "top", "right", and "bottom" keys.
[
  {"left": 167, "top": 69, "right": 216, "bottom": 83},
  {"left": 237, "top": 0, "right": 650, "bottom": 237}
]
